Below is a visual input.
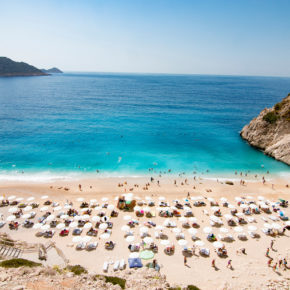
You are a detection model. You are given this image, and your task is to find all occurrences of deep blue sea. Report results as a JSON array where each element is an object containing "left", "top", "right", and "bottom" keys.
[{"left": 0, "top": 73, "right": 289, "bottom": 180}]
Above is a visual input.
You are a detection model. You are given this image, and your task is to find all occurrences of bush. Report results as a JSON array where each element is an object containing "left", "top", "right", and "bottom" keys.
[
  {"left": 274, "top": 103, "right": 282, "bottom": 111},
  {"left": 187, "top": 285, "right": 201, "bottom": 290},
  {"left": 0, "top": 258, "right": 41, "bottom": 268},
  {"left": 104, "top": 276, "right": 126, "bottom": 289},
  {"left": 263, "top": 111, "right": 279, "bottom": 124},
  {"left": 66, "top": 264, "right": 87, "bottom": 275}
]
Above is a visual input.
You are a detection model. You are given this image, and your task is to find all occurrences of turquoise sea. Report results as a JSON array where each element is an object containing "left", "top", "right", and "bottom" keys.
[{"left": 0, "top": 73, "right": 289, "bottom": 180}]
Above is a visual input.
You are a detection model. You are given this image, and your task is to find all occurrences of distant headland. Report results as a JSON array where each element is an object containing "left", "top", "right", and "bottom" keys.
[{"left": 0, "top": 57, "right": 62, "bottom": 77}]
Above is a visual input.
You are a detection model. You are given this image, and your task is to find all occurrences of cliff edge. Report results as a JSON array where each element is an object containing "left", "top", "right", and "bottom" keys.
[{"left": 240, "top": 94, "right": 290, "bottom": 165}]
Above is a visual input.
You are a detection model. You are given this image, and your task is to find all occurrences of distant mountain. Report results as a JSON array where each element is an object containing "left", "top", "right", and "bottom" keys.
[
  {"left": 0, "top": 57, "right": 48, "bottom": 77},
  {"left": 41, "top": 67, "right": 63, "bottom": 74}
]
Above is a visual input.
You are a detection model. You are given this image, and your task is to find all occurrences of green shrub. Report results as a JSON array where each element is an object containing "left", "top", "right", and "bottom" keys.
[
  {"left": 187, "top": 285, "right": 201, "bottom": 290},
  {"left": 274, "top": 103, "right": 282, "bottom": 111},
  {"left": 263, "top": 111, "right": 279, "bottom": 124},
  {"left": 66, "top": 264, "right": 87, "bottom": 275},
  {"left": 0, "top": 258, "right": 41, "bottom": 268},
  {"left": 104, "top": 276, "right": 126, "bottom": 289},
  {"left": 169, "top": 288, "right": 182, "bottom": 290}
]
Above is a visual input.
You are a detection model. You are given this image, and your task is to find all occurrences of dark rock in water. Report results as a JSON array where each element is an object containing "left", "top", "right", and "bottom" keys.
[
  {"left": 240, "top": 94, "right": 290, "bottom": 165},
  {"left": 0, "top": 57, "right": 48, "bottom": 77}
]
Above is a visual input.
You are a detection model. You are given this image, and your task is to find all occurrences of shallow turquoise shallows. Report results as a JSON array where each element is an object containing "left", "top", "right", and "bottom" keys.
[{"left": 0, "top": 73, "right": 289, "bottom": 179}]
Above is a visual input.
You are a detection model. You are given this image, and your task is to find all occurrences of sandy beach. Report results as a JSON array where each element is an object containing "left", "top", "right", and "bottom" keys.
[{"left": 0, "top": 174, "right": 290, "bottom": 289}]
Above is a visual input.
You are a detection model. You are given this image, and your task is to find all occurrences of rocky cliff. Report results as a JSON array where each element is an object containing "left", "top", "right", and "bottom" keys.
[{"left": 240, "top": 94, "right": 290, "bottom": 165}]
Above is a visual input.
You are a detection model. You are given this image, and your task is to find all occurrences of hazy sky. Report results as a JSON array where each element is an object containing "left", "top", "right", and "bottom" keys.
[{"left": 1, "top": 0, "right": 290, "bottom": 76}]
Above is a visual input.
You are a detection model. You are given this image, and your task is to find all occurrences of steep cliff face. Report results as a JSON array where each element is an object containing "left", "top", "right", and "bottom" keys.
[{"left": 240, "top": 94, "right": 290, "bottom": 165}]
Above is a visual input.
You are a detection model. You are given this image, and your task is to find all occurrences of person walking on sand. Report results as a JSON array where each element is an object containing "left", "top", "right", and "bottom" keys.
[
  {"left": 211, "top": 259, "right": 216, "bottom": 268},
  {"left": 268, "top": 258, "right": 273, "bottom": 267},
  {"left": 270, "top": 240, "right": 274, "bottom": 250},
  {"left": 184, "top": 256, "right": 187, "bottom": 266},
  {"left": 266, "top": 248, "right": 270, "bottom": 257},
  {"left": 273, "top": 263, "right": 277, "bottom": 271},
  {"left": 227, "top": 260, "right": 232, "bottom": 269}
]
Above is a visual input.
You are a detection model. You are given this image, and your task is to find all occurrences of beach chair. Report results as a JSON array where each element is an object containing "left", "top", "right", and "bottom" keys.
[
  {"left": 76, "top": 242, "right": 86, "bottom": 250},
  {"left": 154, "top": 231, "right": 160, "bottom": 239},
  {"left": 113, "top": 260, "right": 120, "bottom": 271},
  {"left": 237, "top": 233, "right": 247, "bottom": 240},
  {"left": 103, "top": 261, "right": 109, "bottom": 272},
  {"left": 119, "top": 259, "right": 125, "bottom": 270},
  {"left": 86, "top": 242, "right": 98, "bottom": 250}
]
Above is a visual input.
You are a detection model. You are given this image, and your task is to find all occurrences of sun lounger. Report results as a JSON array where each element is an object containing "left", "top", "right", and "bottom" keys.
[
  {"left": 113, "top": 260, "right": 120, "bottom": 271},
  {"left": 154, "top": 231, "right": 160, "bottom": 239},
  {"left": 76, "top": 242, "right": 86, "bottom": 250},
  {"left": 103, "top": 261, "right": 109, "bottom": 272},
  {"left": 237, "top": 233, "right": 247, "bottom": 240},
  {"left": 119, "top": 259, "right": 125, "bottom": 270},
  {"left": 86, "top": 242, "right": 98, "bottom": 250}
]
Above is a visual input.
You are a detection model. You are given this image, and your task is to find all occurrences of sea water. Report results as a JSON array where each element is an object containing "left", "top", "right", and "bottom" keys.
[{"left": 0, "top": 73, "right": 289, "bottom": 180}]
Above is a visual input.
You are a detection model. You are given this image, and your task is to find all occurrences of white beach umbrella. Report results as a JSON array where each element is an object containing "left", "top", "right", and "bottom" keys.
[
  {"left": 82, "top": 214, "right": 90, "bottom": 220},
  {"left": 81, "top": 208, "right": 89, "bottom": 212},
  {"left": 33, "top": 223, "right": 42, "bottom": 229},
  {"left": 46, "top": 214, "right": 55, "bottom": 221},
  {"left": 8, "top": 195, "right": 16, "bottom": 200},
  {"left": 179, "top": 217, "right": 187, "bottom": 222},
  {"left": 8, "top": 207, "right": 18, "bottom": 213},
  {"left": 129, "top": 252, "right": 139, "bottom": 258},
  {"left": 249, "top": 204, "right": 258, "bottom": 209},
  {"left": 74, "top": 215, "right": 82, "bottom": 221},
  {"left": 0, "top": 196, "right": 4, "bottom": 201},
  {"left": 220, "top": 197, "right": 227, "bottom": 202},
  {"left": 125, "top": 236, "right": 135, "bottom": 242},
  {"left": 213, "top": 241, "right": 224, "bottom": 248},
  {"left": 134, "top": 206, "right": 141, "bottom": 211},
  {"left": 160, "top": 240, "right": 170, "bottom": 246},
  {"left": 178, "top": 239, "right": 188, "bottom": 246},
  {"left": 285, "top": 221, "right": 290, "bottom": 226},
  {"left": 64, "top": 205, "right": 72, "bottom": 209},
  {"left": 224, "top": 214, "right": 232, "bottom": 220},
  {"left": 82, "top": 236, "right": 92, "bottom": 243},
  {"left": 41, "top": 195, "right": 48, "bottom": 200},
  {"left": 139, "top": 226, "right": 149, "bottom": 233},
  {"left": 108, "top": 204, "right": 114, "bottom": 210},
  {"left": 173, "top": 228, "right": 181, "bottom": 234},
  {"left": 240, "top": 204, "right": 248, "bottom": 209},
  {"left": 211, "top": 206, "right": 220, "bottom": 212},
  {"left": 76, "top": 198, "right": 84, "bottom": 202},
  {"left": 101, "top": 197, "right": 108, "bottom": 202},
  {"left": 203, "top": 227, "right": 212, "bottom": 234},
  {"left": 56, "top": 223, "right": 65, "bottom": 229},
  {"left": 99, "top": 223, "right": 108, "bottom": 230},
  {"left": 234, "top": 226, "right": 243, "bottom": 232},
  {"left": 195, "top": 240, "right": 204, "bottom": 247},
  {"left": 6, "top": 215, "right": 16, "bottom": 221},
  {"left": 144, "top": 237, "right": 153, "bottom": 244},
  {"left": 156, "top": 225, "right": 164, "bottom": 230},
  {"left": 100, "top": 233, "right": 110, "bottom": 239},
  {"left": 41, "top": 224, "right": 50, "bottom": 230},
  {"left": 60, "top": 214, "right": 69, "bottom": 219},
  {"left": 189, "top": 217, "right": 197, "bottom": 223},
  {"left": 53, "top": 206, "right": 62, "bottom": 212},
  {"left": 235, "top": 197, "right": 242, "bottom": 202},
  {"left": 145, "top": 196, "right": 152, "bottom": 201},
  {"left": 94, "top": 206, "right": 102, "bottom": 211},
  {"left": 228, "top": 204, "right": 236, "bottom": 209},
  {"left": 69, "top": 222, "right": 78, "bottom": 228},
  {"left": 144, "top": 207, "right": 150, "bottom": 212},
  {"left": 208, "top": 198, "right": 215, "bottom": 202},
  {"left": 121, "top": 225, "right": 130, "bottom": 232},
  {"left": 188, "top": 228, "right": 197, "bottom": 235},
  {"left": 16, "top": 197, "right": 24, "bottom": 202},
  {"left": 236, "top": 213, "right": 244, "bottom": 217},
  {"left": 72, "top": 236, "right": 82, "bottom": 243},
  {"left": 40, "top": 206, "right": 49, "bottom": 212},
  {"left": 101, "top": 216, "right": 109, "bottom": 223},
  {"left": 123, "top": 215, "right": 132, "bottom": 221},
  {"left": 21, "top": 213, "right": 31, "bottom": 219},
  {"left": 92, "top": 216, "right": 101, "bottom": 222},
  {"left": 264, "top": 223, "right": 272, "bottom": 229},
  {"left": 219, "top": 227, "right": 229, "bottom": 233},
  {"left": 90, "top": 199, "right": 97, "bottom": 204},
  {"left": 258, "top": 196, "right": 264, "bottom": 201},
  {"left": 246, "top": 196, "right": 254, "bottom": 200},
  {"left": 248, "top": 225, "right": 257, "bottom": 231},
  {"left": 159, "top": 197, "right": 165, "bottom": 201},
  {"left": 272, "top": 223, "right": 281, "bottom": 230}
]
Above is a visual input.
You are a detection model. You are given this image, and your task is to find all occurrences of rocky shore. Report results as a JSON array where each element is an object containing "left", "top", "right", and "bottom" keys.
[{"left": 240, "top": 94, "right": 290, "bottom": 165}]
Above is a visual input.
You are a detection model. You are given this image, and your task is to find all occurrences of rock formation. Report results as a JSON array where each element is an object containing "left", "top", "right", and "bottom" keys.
[{"left": 240, "top": 94, "right": 290, "bottom": 165}]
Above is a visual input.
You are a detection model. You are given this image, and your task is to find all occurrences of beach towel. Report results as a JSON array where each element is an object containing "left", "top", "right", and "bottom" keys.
[{"left": 128, "top": 258, "right": 143, "bottom": 268}]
